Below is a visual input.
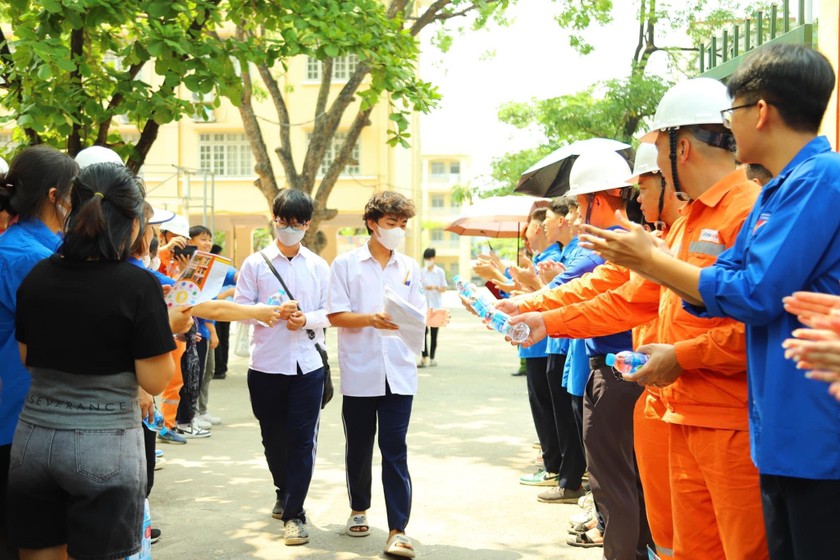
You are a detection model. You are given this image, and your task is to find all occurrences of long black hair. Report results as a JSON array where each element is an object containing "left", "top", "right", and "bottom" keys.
[
  {"left": 59, "top": 163, "right": 145, "bottom": 261},
  {"left": 0, "top": 145, "right": 78, "bottom": 221}
]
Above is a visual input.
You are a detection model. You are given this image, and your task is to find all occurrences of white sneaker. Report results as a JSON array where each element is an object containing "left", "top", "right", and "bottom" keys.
[
  {"left": 174, "top": 422, "right": 211, "bottom": 438},
  {"left": 418, "top": 357, "right": 429, "bottom": 368},
  {"left": 429, "top": 360, "right": 437, "bottom": 367},
  {"left": 194, "top": 417, "right": 213, "bottom": 430},
  {"left": 198, "top": 412, "right": 222, "bottom": 425}
]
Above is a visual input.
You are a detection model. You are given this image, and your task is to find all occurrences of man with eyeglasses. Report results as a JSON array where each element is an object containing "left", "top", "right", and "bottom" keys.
[
  {"left": 234, "top": 188, "right": 331, "bottom": 546},
  {"left": 579, "top": 44, "right": 840, "bottom": 560}
]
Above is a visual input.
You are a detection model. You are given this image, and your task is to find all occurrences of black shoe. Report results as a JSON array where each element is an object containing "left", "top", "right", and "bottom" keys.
[
  {"left": 150, "top": 528, "right": 161, "bottom": 544},
  {"left": 511, "top": 371, "right": 526, "bottom": 377},
  {"left": 212, "top": 373, "right": 227, "bottom": 380},
  {"left": 272, "top": 498, "right": 284, "bottom": 520}
]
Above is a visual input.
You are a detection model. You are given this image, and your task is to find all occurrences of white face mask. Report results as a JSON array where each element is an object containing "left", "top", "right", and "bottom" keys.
[
  {"left": 142, "top": 254, "right": 151, "bottom": 268},
  {"left": 150, "top": 256, "right": 161, "bottom": 271},
  {"left": 424, "top": 259, "right": 433, "bottom": 268},
  {"left": 376, "top": 225, "right": 405, "bottom": 251},
  {"left": 275, "top": 226, "right": 306, "bottom": 247}
]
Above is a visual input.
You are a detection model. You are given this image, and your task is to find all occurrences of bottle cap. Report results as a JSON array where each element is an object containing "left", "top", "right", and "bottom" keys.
[{"left": 605, "top": 353, "right": 616, "bottom": 367}]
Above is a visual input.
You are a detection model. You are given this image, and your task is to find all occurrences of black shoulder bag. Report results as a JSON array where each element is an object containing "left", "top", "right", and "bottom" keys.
[{"left": 259, "top": 252, "right": 334, "bottom": 408}]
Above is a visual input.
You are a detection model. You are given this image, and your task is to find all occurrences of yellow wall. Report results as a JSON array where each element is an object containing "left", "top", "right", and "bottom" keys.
[{"left": 818, "top": 0, "right": 840, "bottom": 150}]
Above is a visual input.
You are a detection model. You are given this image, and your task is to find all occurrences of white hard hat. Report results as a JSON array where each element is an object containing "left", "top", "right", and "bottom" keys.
[
  {"left": 160, "top": 214, "right": 190, "bottom": 237},
  {"left": 627, "top": 143, "right": 660, "bottom": 184},
  {"left": 640, "top": 78, "right": 731, "bottom": 142},
  {"left": 568, "top": 149, "right": 632, "bottom": 197},
  {"left": 0, "top": 156, "right": 8, "bottom": 175},
  {"left": 75, "top": 146, "right": 124, "bottom": 169}
]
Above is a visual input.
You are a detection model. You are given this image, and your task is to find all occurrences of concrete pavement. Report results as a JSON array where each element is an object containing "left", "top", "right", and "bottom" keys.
[{"left": 150, "top": 292, "right": 600, "bottom": 559}]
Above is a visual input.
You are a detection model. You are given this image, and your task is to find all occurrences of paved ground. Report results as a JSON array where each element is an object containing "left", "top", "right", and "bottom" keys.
[{"left": 150, "top": 292, "right": 599, "bottom": 559}]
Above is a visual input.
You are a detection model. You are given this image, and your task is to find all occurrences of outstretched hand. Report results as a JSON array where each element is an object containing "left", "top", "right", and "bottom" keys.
[
  {"left": 506, "top": 312, "right": 547, "bottom": 348},
  {"left": 579, "top": 211, "right": 664, "bottom": 272}
]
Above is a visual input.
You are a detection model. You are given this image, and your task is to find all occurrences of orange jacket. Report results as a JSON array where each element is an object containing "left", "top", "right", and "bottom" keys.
[
  {"left": 518, "top": 261, "right": 630, "bottom": 313},
  {"left": 541, "top": 169, "right": 759, "bottom": 430}
]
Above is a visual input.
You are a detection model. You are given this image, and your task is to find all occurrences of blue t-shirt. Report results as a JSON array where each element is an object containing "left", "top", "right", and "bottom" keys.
[
  {"left": 687, "top": 136, "right": 840, "bottom": 480},
  {"left": 0, "top": 219, "right": 62, "bottom": 445},
  {"left": 520, "top": 245, "right": 562, "bottom": 359}
]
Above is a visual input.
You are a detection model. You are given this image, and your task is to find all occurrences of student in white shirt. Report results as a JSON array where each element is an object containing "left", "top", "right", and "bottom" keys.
[
  {"left": 234, "top": 189, "right": 330, "bottom": 547},
  {"left": 419, "top": 247, "right": 446, "bottom": 367},
  {"left": 327, "top": 191, "right": 426, "bottom": 559}
]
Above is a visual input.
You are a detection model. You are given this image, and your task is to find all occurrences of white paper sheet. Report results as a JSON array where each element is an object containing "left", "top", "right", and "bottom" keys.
[{"left": 381, "top": 286, "right": 426, "bottom": 354}]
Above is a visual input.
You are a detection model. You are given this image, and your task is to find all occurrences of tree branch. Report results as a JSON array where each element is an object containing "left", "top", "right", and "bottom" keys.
[
  {"left": 68, "top": 28, "right": 85, "bottom": 156},
  {"left": 255, "top": 60, "right": 299, "bottom": 190},
  {"left": 239, "top": 59, "right": 278, "bottom": 204},
  {"left": 95, "top": 61, "right": 146, "bottom": 145}
]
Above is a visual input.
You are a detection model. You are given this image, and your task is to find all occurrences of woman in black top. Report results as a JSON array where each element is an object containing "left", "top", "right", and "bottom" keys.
[{"left": 10, "top": 163, "right": 175, "bottom": 560}]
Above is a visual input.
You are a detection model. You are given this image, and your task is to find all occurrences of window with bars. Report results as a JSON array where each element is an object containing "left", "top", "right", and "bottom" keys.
[
  {"left": 430, "top": 229, "right": 444, "bottom": 242},
  {"left": 198, "top": 134, "right": 253, "bottom": 176},
  {"left": 430, "top": 194, "right": 445, "bottom": 208},
  {"left": 306, "top": 55, "right": 359, "bottom": 81},
  {"left": 309, "top": 132, "right": 360, "bottom": 176}
]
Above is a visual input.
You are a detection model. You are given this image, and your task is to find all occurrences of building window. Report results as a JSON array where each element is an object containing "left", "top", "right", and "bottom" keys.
[
  {"left": 306, "top": 55, "right": 359, "bottom": 81},
  {"left": 430, "top": 229, "right": 444, "bottom": 242},
  {"left": 309, "top": 132, "right": 360, "bottom": 176},
  {"left": 430, "top": 160, "right": 446, "bottom": 178},
  {"left": 449, "top": 161, "right": 461, "bottom": 179},
  {"left": 198, "top": 133, "right": 253, "bottom": 176},
  {"left": 430, "top": 194, "right": 445, "bottom": 208}
]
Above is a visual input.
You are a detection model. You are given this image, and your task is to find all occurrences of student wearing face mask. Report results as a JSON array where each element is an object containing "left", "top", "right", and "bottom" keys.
[
  {"left": 234, "top": 189, "right": 330, "bottom": 546},
  {"left": 0, "top": 145, "right": 78, "bottom": 556},
  {"left": 418, "top": 247, "right": 446, "bottom": 367},
  {"left": 327, "top": 191, "right": 426, "bottom": 559}
]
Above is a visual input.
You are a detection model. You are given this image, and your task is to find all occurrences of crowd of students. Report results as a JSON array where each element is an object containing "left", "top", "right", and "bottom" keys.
[
  {"left": 468, "top": 43, "right": 840, "bottom": 560},
  {"left": 0, "top": 41, "right": 839, "bottom": 560}
]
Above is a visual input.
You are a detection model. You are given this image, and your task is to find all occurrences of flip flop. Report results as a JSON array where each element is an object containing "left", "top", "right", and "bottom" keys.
[
  {"left": 566, "top": 528, "right": 604, "bottom": 548},
  {"left": 345, "top": 514, "right": 370, "bottom": 537},
  {"left": 384, "top": 533, "right": 416, "bottom": 558}
]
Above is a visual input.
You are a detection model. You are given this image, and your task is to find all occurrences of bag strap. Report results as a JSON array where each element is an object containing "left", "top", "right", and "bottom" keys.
[{"left": 259, "top": 250, "right": 318, "bottom": 341}]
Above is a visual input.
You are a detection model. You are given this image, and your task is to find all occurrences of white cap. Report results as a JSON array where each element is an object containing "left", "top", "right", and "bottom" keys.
[
  {"left": 75, "top": 146, "right": 123, "bottom": 169},
  {"left": 150, "top": 208, "right": 175, "bottom": 225},
  {"left": 0, "top": 157, "right": 8, "bottom": 175},
  {"left": 627, "top": 143, "right": 661, "bottom": 184},
  {"left": 568, "top": 150, "right": 632, "bottom": 197},
  {"left": 640, "top": 78, "right": 731, "bottom": 142},
  {"left": 160, "top": 214, "right": 190, "bottom": 237}
]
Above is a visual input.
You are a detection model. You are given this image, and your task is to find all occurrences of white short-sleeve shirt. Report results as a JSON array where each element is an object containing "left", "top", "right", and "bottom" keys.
[
  {"left": 420, "top": 264, "right": 447, "bottom": 310},
  {"left": 327, "top": 243, "right": 427, "bottom": 397},
  {"left": 234, "top": 243, "right": 330, "bottom": 375}
]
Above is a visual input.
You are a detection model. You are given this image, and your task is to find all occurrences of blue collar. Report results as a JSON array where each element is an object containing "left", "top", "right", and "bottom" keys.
[
  {"left": 762, "top": 136, "right": 831, "bottom": 194},
  {"left": 16, "top": 218, "right": 62, "bottom": 252}
]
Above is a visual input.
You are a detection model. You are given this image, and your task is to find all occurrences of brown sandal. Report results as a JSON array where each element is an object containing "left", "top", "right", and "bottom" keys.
[{"left": 566, "top": 528, "right": 604, "bottom": 548}]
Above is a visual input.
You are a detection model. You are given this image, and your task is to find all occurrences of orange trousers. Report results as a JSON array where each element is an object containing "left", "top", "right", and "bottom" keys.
[
  {"left": 160, "top": 339, "right": 186, "bottom": 429},
  {"left": 633, "top": 392, "right": 673, "bottom": 560},
  {"left": 669, "top": 424, "right": 769, "bottom": 560}
]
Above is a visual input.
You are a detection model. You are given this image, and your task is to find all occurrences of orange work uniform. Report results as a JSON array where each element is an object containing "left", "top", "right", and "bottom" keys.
[
  {"left": 519, "top": 262, "right": 674, "bottom": 559},
  {"left": 542, "top": 168, "right": 768, "bottom": 560}
]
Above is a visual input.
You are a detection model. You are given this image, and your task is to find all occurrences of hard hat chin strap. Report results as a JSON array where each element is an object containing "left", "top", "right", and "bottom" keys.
[
  {"left": 668, "top": 129, "right": 691, "bottom": 202},
  {"left": 657, "top": 174, "right": 666, "bottom": 224}
]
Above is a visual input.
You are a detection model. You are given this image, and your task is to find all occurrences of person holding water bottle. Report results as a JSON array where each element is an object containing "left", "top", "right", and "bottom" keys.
[{"left": 234, "top": 189, "right": 330, "bottom": 546}]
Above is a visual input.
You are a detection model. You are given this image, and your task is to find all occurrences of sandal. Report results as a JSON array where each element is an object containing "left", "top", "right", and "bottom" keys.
[
  {"left": 345, "top": 514, "right": 370, "bottom": 537},
  {"left": 566, "top": 528, "right": 604, "bottom": 548},
  {"left": 384, "top": 533, "right": 416, "bottom": 558},
  {"left": 567, "top": 516, "right": 599, "bottom": 535}
]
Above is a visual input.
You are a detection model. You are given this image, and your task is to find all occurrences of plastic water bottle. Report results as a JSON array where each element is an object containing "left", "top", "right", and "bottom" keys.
[
  {"left": 606, "top": 351, "right": 650, "bottom": 375},
  {"left": 142, "top": 408, "right": 165, "bottom": 432},
  {"left": 258, "top": 290, "right": 287, "bottom": 327},
  {"left": 454, "top": 275, "right": 530, "bottom": 343},
  {"left": 125, "top": 498, "right": 151, "bottom": 560}
]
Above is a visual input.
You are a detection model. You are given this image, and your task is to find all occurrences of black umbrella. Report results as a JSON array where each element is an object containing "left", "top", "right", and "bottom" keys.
[{"left": 515, "top": 138, "right": 632, "bottom": 198}]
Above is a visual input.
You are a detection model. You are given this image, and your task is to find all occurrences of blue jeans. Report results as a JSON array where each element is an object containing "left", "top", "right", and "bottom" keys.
[{"left": 7, "top": 421, "right": 146, "bottom": 560}]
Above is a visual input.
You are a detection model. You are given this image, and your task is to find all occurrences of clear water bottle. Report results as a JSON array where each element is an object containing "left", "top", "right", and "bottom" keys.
[
  {"left": 142, "top": 408, "right": 165, "bottom": 432},
  {"left": 487, "top": 309, "right": 530, "bottom": 343},
  {"left": 258, "top": 290, "right": 287, "bottom": 327},
  {"left": 606, "top": 351, "right": 650, "bottom": 375},
  {"left": 454, "top": 275, "right": 493, "bottom": 320},
  {"left": 454, "top": 275, "right": 530, "bottom": 342}
]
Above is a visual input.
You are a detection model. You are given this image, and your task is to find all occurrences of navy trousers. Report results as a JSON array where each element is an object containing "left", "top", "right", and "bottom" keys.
[
  {"left": 247, "top": 367, "right": 324, "bottom": 522},
  {"left": 342, "top": 386, "right": 413, "bottom": 532}
]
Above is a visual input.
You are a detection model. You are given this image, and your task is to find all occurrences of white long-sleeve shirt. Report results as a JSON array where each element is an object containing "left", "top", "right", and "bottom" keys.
[
  {"left": 327, "top": 243, "right": 426, "bottom": 397},
  {"left": 234, "top": 242, "right": 330, "bottom": 375}
]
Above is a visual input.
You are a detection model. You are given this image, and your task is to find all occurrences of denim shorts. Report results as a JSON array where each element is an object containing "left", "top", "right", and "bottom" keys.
[{"left": 7, "top": 421, "right": 146, "bottom": 560}]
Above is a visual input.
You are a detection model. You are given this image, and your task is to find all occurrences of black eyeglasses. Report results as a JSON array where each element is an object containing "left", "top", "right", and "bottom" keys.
[{"left": 720, "top": 102, "right": 758, "bottom": 128}]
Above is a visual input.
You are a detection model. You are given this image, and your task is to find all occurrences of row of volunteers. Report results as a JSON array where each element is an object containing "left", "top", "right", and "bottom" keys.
[{"left": 481, "top": 43, "right": 838, "bottom": 560}]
